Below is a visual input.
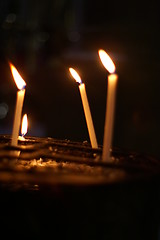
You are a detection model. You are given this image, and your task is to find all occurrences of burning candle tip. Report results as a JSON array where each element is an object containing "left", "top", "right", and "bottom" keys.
[
  {"left": 69, "top": 67, "right": 82, "bottom": 84},
  {"left": 98, "top": 49, "right": 116, "bottom": 74},
  {"left": 9, "top": 62, "right": 26, "bottom": 90}
]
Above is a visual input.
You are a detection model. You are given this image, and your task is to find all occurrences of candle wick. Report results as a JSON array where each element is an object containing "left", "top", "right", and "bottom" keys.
[
  {"left": 76, "top": 81, "right": 82, "bottom": 86},
  {"left": 21, "top": 85, "right": 26, "bottom": 90}
]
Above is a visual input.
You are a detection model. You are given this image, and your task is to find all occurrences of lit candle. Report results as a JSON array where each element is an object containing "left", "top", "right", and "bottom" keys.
[
  {"left": 98, "top": 49, "right": 118, "bottom": 162},
  {"left": 69, "top": 68, "right": 98, "bottom": 149},
  {"left": 9, "top": 63, "right": 26, "bottom": 146},
  {"left": 18, "top": 114, "right": 28, "bottom": 141}
]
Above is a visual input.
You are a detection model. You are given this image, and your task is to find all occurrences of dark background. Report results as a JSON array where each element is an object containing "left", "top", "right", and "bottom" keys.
[{"left": 0, "top": 0, "right": 160, "bottom": 157}]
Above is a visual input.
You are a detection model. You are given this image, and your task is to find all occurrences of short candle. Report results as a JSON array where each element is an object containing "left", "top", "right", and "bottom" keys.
[{"left": 18, "top": 113, "right": 28, "bottom": 141}]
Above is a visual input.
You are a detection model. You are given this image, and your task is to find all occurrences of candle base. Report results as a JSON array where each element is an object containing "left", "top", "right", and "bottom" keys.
[{"left": 0, "top": 135, "right": 159, "bottom": 240}]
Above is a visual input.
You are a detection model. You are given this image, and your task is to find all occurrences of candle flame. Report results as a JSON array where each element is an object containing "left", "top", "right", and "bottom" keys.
[
  {"left": 69, "top": 68, "right": 82, "bottom": 84},
  {"left": 9, "top": 63, "right": 26, "bottom": 90},
  {"left": 98, "top": 49, "right": 116, "bottom": 74},
  {"left": 21, "top": 114, "right": 28, "bottom": 136}
]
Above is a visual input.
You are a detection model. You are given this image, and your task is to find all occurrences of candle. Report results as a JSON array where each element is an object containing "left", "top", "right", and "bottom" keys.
[
  {"left": 18, "top": 113, "right": 28, "bottom": 141},
  {"left": 98, "top": 49, "right": 118, "bottom": 162},
  {"left": 9, "top": 63, "right": 26, "bottom": 146},
  {"left": 69, "top": 68, "right": 98, "bottom": 149}
]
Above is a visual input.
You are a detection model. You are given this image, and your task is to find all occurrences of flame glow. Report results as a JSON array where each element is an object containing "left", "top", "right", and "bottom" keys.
[
  {"left": 21, "top": 114, "right": 28, "bottom": 136},
  {"left": 9, "top": 63, "right": 26, "bottom": 90},
  {"left": 69, "top": 68, "right": 82, "bottom": 84},
  {"left": 98, "top": 49, "right": 116, "bottom": 74}
]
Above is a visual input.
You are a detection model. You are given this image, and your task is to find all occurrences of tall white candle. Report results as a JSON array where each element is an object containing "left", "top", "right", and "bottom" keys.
[
  {"left": 69, "top": 68, "right": 98, "bottom": 149},
  {"left": 12, "top": 89, "right": 25, "bottom": 145},
  {"left": 9, "top": 63, "right": 26, "bottom": 146},
  {"left": 98, "top": 49, "right": 118, "bottom": 162},
  {"left": 102, "top": 73, "right": 118, "bottom": 162}
]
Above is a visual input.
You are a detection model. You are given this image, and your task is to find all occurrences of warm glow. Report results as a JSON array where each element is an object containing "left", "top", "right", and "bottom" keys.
[
  {"left": 9, "top": 63, "right": 26, "bottom": 90},
  {"left": 69, "top": 68, "right": 82, "bottom": 84},
  {"left": 98, "top": 49, "right": 116, "bottom": 74},
  {"left": 21, "top": 114, "right": 28, "bottom": 136}
]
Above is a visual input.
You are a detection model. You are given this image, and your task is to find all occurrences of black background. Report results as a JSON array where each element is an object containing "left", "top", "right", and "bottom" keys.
[{"left": 0, "top": 0, "right": 160, "bottom": 157}]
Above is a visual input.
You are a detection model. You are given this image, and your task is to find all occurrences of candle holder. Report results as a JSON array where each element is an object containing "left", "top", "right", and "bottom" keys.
[{"left": 0, "top": 134, "right": 159, "bottom": 240}]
